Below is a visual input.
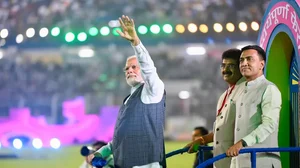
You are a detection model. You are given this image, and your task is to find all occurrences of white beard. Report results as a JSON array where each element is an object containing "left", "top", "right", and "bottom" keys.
[{"left": 126, "top": 77, "right": 142, "bottom": 87}]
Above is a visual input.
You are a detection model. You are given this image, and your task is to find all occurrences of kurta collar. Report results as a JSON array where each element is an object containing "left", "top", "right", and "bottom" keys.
[
  {"left": 130, "top": 81, "right": 145, "bottom": 94},
  {"left": 236, "top": 77, "right": 246, "bottom": 85},
  {"left": 246, "top": 75, "right": 265, "bottom": 88}
]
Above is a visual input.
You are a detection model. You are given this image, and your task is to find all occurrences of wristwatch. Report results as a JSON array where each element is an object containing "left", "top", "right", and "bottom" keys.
[{"left": 241, "top": 139, "right": 248, "bottom": 147}]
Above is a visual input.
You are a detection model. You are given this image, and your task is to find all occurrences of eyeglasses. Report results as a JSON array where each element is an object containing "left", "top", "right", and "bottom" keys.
[
  {"left": 123, "top": 65, "right": 139, "bottom": 72},
  {"left": 220, "top": 64, "right": 236, "bottom": 69}
]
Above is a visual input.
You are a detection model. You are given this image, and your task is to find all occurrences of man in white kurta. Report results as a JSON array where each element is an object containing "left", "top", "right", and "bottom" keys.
[
  {"left": 186, "top": 49, "right": 246, "bottom": 168},
  {"left": 226, "top": 45, "right": 282, "bottom": 168},
  {"left": 86, "top": 15, "right": 165, "bottom": 168}
]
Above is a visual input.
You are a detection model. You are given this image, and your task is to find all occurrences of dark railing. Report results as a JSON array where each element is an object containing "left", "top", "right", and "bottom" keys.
[
  {"left": 166, "top": 146, "right": 212, "bottom": 158},
  {"left": 165, "top": 146, "right": 213, "bottom": 164},
  {"left": 165, "top": 146, "right": 300, "bottom": 168}
]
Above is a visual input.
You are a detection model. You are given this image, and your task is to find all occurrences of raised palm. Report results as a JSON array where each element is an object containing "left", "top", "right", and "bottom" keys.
[{"left": 117, "top": 15, "right": 138, "bottom": 42}]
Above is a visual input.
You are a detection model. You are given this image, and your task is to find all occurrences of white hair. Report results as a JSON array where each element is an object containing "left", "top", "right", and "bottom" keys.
[{"left": 126, "top": 55, "right": 137, "bottom": 62}]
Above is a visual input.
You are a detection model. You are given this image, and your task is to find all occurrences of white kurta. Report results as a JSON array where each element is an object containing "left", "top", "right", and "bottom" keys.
[
  {"left": 213, "top": 77, "right": 246, "bottom": 168},
  {"left": 230, "top": 75, "right": 282, "bottom": 168}
]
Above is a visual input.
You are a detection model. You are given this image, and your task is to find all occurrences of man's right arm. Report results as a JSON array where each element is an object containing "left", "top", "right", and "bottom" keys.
[
  {"left": 186, "top": 132, "right": 214, "bottom": 153},
  {"left": 202, "top": 132, "right": 214, "bottom": 144}
]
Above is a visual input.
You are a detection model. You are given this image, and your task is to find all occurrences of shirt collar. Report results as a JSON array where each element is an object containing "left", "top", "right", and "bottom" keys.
[{"left": 130, "top": 81, "right": 144, "bottom": 94}]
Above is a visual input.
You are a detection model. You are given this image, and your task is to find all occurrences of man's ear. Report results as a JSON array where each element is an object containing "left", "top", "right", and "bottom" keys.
[{"left": 260, "top": 61, "right": 265, "bottom": 70}]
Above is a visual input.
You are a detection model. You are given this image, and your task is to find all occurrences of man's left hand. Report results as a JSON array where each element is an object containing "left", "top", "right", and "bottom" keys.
[{"left": 226, "top": 140, "right": 243, "bottom": 157}]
